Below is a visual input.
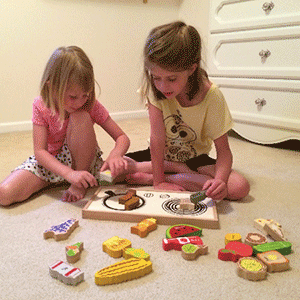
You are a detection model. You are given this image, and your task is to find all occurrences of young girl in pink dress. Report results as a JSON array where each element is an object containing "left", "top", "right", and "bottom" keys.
[{"left": 0, "top": 46, "right": 130, "bottom": 206}]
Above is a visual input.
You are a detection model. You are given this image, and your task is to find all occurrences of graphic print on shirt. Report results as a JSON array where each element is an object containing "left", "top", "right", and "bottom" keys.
[{"left": 164, "top": 110, "right": 197, "bottom": 162}]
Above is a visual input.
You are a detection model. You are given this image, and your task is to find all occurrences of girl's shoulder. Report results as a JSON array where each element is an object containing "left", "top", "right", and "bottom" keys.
[{"left": 33, "top": 96, "right": 50, "bottom": 113}]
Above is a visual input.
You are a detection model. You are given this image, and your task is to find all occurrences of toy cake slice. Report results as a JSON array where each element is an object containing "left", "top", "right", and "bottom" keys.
[
  {"left": 95, "top": 258, "right": 152, "bottom": 286},
  {"left": 166, "top": 224, "right": 202, "bottom": 239}
]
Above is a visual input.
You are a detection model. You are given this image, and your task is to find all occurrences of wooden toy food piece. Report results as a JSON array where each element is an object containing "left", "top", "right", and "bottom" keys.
[
  {"left": 237, "top": 257, "right": 267, "bottom": 281},
  {"left": 166, "top": 224, "right": 202, "bottom": 239},
  {"left": 264, "top": 221, "right": 287, "bottom": 241},
  {"left": 257, "top": 250, "right": 290, "bottom": 272},
  {"left": 66, "top": 242, "right": 84, "bottom": 263},
  {"left": 245, "top": 233, "right": 267, "bottom": 247},
  {"left": 253, "top": 241, "right": 292, "bottom": 256},
  {"left": 163, "top": 236, "right": 203, "bottom": 251},
  {"left": 225, "top": 233, "right": 242, "bottom": 245},
  {"left": 225, "top": 241, "right": 253, "bottom": 260},
  {"left": 181, "top": 244, "right": 208, "bottom": 260},
  {"left": 179, "top": 199, "right": 195, "bottom": 211},
  {"left": 124, "top": 196, "right": 140, "bottom": 210},
  {"left": 95, "top": 258, "right": 152, "bottom": 286},
  {"left": 131, "top": 218, "right": 157, "bottom": 238},
  {"left": 119, "top": 189, "right": 136, "bottom": 204},
  {"left": 43, "top": 218, "right": 79, "bottom": 241},
  {"left": 123, "top": 248, "right": 150, "bottom": 261},
  {"left": 103, "top": 236, "right": 132, "bottom": 258},
  {"left": 100, "top": 170, "right": 115, "bottom": 183},
  {"left": 218, "top": 249, "right": 239, "bottom": 262},
  {"left": 254, "top": 218, "right": 281, "bottom": 234},
  {"left": 49, "top": 260, "right": 84, "bottom": 286},
  {"left": 190, "top": 190, "right": 207, "bottom": 204}
]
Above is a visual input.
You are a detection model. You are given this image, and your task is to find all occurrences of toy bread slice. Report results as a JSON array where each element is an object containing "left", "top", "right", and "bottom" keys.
[
  {"left": 257, "top": 250, "right": 290, "bottom": 272},
  {"left": 95, "top": 258, "right": 152, "bottom": 286}
]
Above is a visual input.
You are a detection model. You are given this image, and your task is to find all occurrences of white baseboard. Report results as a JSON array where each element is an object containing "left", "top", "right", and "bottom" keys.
[
  {"left": 110, "top": 109, "right": 148, "bottom": 121},
  {"left": 0, "top": 121, "right": 32, "bottom": 134},
  {"left": 0, "top": 110, "right": 148, "bottom": 134}
]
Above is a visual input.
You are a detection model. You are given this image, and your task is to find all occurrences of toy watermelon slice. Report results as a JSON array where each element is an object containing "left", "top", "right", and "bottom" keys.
[{"left": 166, "top": 224, "right": 202, "bottom": 239}]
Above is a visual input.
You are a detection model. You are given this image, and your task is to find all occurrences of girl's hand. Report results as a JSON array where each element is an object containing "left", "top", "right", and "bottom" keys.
[
  {"left": 65, "top": 170, "right": 98, "bottom": 189},
  {"left": 155, "top": 182, "right": 186, "bottom": 191},
  {"left": 100, "top": 156, "right": 128, "bottom": 178},
  {"left": 203, "top": 179, "right": 228, "bottom": 200}
]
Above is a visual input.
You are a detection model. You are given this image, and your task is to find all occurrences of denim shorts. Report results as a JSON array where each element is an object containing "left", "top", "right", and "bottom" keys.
[{"left": 126, "top": 148, "right": 216, "bottom": 172}]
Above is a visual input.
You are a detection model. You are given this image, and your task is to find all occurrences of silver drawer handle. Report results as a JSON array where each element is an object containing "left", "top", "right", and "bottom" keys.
[
  {"left": 262, "top": 2, "right": 274, "bottom": 12},
  {"left": 259, "top": 50, "right": 271, "bottom": 58},
  {"left": 255, "top": 98, "right": 267, "bottom": 107}
]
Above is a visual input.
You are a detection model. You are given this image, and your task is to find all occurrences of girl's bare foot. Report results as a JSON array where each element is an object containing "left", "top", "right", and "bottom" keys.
[
  {"left": 125, "top": 172, "right": 154, "bottom": 185},
  {"left": 62, "top": 184, "right": 87, "bottom": 202}
]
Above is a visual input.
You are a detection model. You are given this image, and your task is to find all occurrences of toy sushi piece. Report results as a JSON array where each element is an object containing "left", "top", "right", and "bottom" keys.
[
  {"left": 95, "top": 258, "right": 152, "bottom": 286},
  {"left": 66, "top": 242, "right": 84, "bottom": 263},
  {"left": 49, "top": 260, "right": 84, "bottom": 286},
  {"left": 43, "top": 218, "right": 79, "bottom": 241}
]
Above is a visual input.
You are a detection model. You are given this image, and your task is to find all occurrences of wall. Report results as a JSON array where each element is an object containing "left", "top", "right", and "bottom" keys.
[
  {"left": 0, "top": 0, "right": 181, "bottom": 133},
  {"left": 179, "top": 0, "right": 210, "bottom": 68}
]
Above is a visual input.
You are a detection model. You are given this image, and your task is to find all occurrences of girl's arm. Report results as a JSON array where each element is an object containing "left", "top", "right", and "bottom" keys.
[
  {"left": 148, "top": 103, "right": 184, "bottom": 190},
  {"left": 203, "top": 133, "right": 232, "bottom": 199},
  {"left": 148, "top": 103, "right": 165, "bottom": 186},
  {"left": 99, "top": 116, "right": 130, "bottom": 176},
  {"left": 33, "top": 124, "right": 97, "bottom": 189}
]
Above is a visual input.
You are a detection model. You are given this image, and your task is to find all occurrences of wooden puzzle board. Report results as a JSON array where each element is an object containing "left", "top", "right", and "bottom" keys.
[{"left": 82, "top": 187, "right": 219, "bottom": 229}]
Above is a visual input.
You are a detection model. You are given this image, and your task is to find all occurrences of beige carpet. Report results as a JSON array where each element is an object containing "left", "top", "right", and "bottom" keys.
[{"left": 0, "top": 117, "right": 299, "bottom": 300}]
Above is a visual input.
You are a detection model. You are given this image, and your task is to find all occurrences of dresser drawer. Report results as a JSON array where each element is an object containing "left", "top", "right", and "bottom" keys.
[
  {"left": 211, "top": 77, "right": 300, "bottom": 132},
  {"left": 208, "top": 26, "right": 300, "bottom": 79},
  {"left": 210, "top": 0, "right": 300, "bottom": 33}
]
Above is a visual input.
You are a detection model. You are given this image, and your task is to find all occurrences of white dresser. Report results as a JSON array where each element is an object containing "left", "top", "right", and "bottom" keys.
[{"left": 208, "top": 0, "right": 300, "bottom": 144}]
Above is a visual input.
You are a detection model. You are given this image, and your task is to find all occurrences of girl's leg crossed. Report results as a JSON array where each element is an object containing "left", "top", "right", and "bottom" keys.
[
  {"left": 197, "top": 165, "right": 250, "bottom": 200},
  {"left": 0, "top": 170, "right": 49, "bottom": 206}
]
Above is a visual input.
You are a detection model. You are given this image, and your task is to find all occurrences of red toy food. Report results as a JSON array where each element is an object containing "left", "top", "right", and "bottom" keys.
[{"left": 162, "top": 236, "right": 203, "bottom": 251}]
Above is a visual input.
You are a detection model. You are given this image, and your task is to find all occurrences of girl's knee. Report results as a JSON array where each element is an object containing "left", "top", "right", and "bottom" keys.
[
  {"left": 69, "top": 110, "right": 92, "bottom": 125},
  {"left": 0, "top": 185, "right": 15, "bottom": 206},
  {"left": 228, "top": 175, "right": 250, "bottom": 200}
]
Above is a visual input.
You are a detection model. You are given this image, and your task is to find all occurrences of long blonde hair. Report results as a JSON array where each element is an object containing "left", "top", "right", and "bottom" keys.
[
  {"left": 141, "top": 21, "right": 208, "bottom": 102},
  {"left": 40, "top": 46, "right": 97, "bottom": 122}
]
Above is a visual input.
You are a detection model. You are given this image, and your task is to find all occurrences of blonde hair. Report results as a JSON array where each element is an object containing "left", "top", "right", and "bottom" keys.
[
  {"left": 141, "top": 21, "right": 208, "bottom": 101},
  {"left": 40, "top": 46, "right": 97, "bottom": 122}
]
